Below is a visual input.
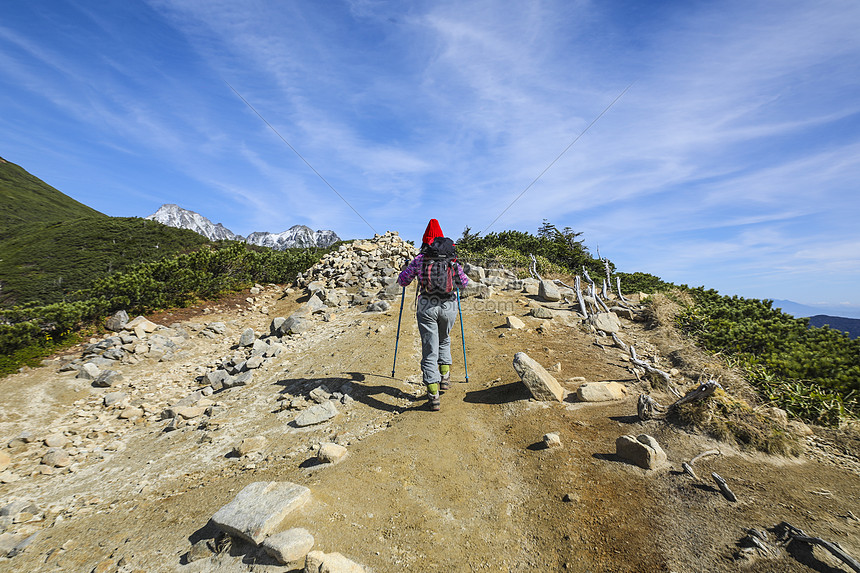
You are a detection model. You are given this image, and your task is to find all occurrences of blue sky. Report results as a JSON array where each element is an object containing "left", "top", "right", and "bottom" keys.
[{"left": 2, "top": 1, "right": 859, "bottom": 316}]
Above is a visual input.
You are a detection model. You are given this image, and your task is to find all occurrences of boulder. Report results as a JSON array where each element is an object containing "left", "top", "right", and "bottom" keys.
[
  {"left": 615, "top": 434, "right": 667, "bottom": 470},
  {"left": 505, "top": 316, "right": 525, "bottom": 330},
  {"left": 233, "top": 436, "right": 268, "bottom": 457},
  {"left": 210, "top": 481, "right": 311, "bottom": 545},
  {"left": 42, "top": 448, "right": 71, "bottom": 468},
  {"left": 366, "top": 300, "right": 390, "bottom": 313},
  {"left": 317, "top": 443, "right": 348, "bottom": 464},
  {"left": 512, "top": 352, "right": 565, "bottom": 402},
  {"left": 530, "top": 306, "right": 554, "bottom": 319},
  {"left": 294, "top": 401, "right": 339, "bottom": 427},
  {"left": 105, "top": 310, "right": 129, "bottom": 332},
  {"left": 239, "top": 328, "right": 256, "bottom": 347},
  {"left": 576, "top": 382, "right": 627, "bottom": 402},
  {"left": 592, "top": 312, "right": 622, "bottom": 334},
  {"left": 126, "top": 316, "right": 159, "bottom": 333},
  {"left": 538, "top": 280, "right": 561, "bottom": 302},
  {"left": 93, "top": 369, "right": 123, "bottom": 388},
  {"left": 543, "top": 433, "right": 562, "bottom": 448},
  {"left": 305, "top": 551, "right": 366, "bottom": 573},
  {"left": 263, "top": 528, "right": 315, "bottom": 565},
  {"left": 44, "top": 433, "right": 68, "bottom": 448},
  {"left": 76, "top": 363, "right": 101, "bottom": 380}
]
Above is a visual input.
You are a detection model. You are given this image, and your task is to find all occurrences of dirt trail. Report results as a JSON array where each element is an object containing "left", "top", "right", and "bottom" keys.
[{"left": 1, "top": 286, "right": 859, "bottom": 572}]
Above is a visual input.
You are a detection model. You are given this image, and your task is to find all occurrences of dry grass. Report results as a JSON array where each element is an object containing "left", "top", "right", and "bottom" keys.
[{"left": 645, "top": 291, "right": 804, "bottom": 456}]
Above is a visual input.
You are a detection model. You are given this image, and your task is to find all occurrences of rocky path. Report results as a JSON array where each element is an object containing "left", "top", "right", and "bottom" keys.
[{"left": 1, "top": 236, "right": 859, "bottom": 572}]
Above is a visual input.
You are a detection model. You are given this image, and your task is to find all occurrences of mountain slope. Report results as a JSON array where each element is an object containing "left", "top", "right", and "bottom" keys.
[
  {"left": 808, "top": 314, "right": 860, "bottom": 339},
  {"left": 0, "top": 216, "right": 212, "bottom": 306},
  {"left": 0, "top": 157, "right": 105, "bottom": 234}
]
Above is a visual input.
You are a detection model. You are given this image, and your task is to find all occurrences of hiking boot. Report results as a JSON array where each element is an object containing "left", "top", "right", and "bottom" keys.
[
  {"left": 428, "top": 393, "right": 441, "bottom": 411},
  {"left": 439, "top": 373, "right": 451, "bottom": 391}
]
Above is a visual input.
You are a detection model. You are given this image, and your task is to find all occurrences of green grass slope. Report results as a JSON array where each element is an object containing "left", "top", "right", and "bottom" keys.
[
  {"left": 0, "top": 157, "right": 105, "bottom": 233},
  {"left": 0, "top": 216, "right": 212, "bottom": 306}
]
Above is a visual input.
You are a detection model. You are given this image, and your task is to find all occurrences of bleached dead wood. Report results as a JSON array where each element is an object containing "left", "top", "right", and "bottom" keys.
[
  {"left": 690, "top": 449, "right": 721, "bottom": 465},
  {"left": 610, "top": 333, "right": 628, "bottom": 353},
  {"left": 637, "top": 394, "right": 666, "bottom": 421},
  {"left": 529, "top": 254, "right": 542, "bottom": 281},
  {"left": 575, "top": 275, "right": 589, "bottom": 318},
  {"left": 604, "top": 259, "right": 613, "bottom": 294},
  {"left": 616, "top": 276, "right": 630, "bottom": 304},
  {"left": 671, "top": 380, "right": 722, "bottom": 408},
  {"left": 712, "top": 472, "right": 737, "bottom": 502},
  {"left": 629, "top": 346, "right": 672, "bottom": 386},
  {"left": 778, "top": 522, "right": 860, "bottom": 572}
]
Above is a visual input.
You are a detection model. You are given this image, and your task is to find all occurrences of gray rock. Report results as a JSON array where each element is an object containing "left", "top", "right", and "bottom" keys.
[
  {"left": 538, "top": 280, "right": 561, "bottom": 302},
  {"left": 233, "top": 436, "right": 267, "bottom": 457},
  {"left": 93, "top": 369, "right": 123, "bottom": 388},
  {"left": 245, "top": 355, "right": 264, "bottom": 370},
  {"left": 223, "top": 371, "right": 253, "bottom": 390},
  {"left": 263, "top": 527, "right": 315, "bottom": 565},
  {"left": 309, "top": 386, "right": 332, "bottom": 404},
  {"left": 76, "top": 362, "right": 101, "bottom": 380},
  {"left": 105, "top": 310, "right": 129, "bottom": 332},
  {"left": 543, "top": 433, "right": 562, "bottom": 448},
  {"left": 44, "top": 433, "right": 68, "bottom": 448},
  {"left": 615, "top": 434, "right": 667, "bottom": 470},
  {"left": 531, "top": 306, "right": 554, "bottom": 319},
  {"left": 207, "top": 322, "right": 227, "bottom": 335},
  {"left": 210, "top": 481, "right": 311, "bottom": 544},
  {"left": 512, "top": 352, "right": 565, "bottom": 402},
  {"left": 577, "top": 382, "right": 627, "bottom": 402},
  {"left": 366, "top": 300, "right": 390, "bottom": 312},
  {"left": 463, "top": 263, "right": 486, "bottom": 282},
  {"left": 317, "top": 443, "right": 348, "bottom": 464},
  {"left": 103, "top": 392, "right": 128, "bottom": 407},
  {"left": 592, "top": 312, "right": 622, "bottom": 334},
  {"left": 505, "top": 316, "right": 525, "bottom": 329},
  {"left": 206, "top": 369, "right": 230, "bottom": 391},
  {"left": 42, "top": 448, "right": 71, "bottom": 468},
  {"left": 305, "top": 550, "right": 366, "bottom": 573},
  {"left": 251, "top": 339, "right": 269, "bottom": 356},
  {"left": 239, "top": 328, "right": 256, "bottom": 347},
  {"left": 270, "top": 317, "right": 287, "bottom": 337},
  {"left": 294, "top": 401, "right": 339, "bottom": 427}
]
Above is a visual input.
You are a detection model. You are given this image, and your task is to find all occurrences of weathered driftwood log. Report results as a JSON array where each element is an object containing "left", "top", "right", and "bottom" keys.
[
  {"left": 575, "top": 275, "right": 589, "bottom": 318},
  {"left": 629, "top": 347, "right": 672, "bottom": 386},
  {"left": 593, "top": 284, "right": 611, "bottom": 313},
  {"left": 671, "top": 380, "right": 722, "bottom": 408},
  {"left": 637, "top": 394, "right": 666, "bottom": 421},
  {"left": 616, "top": 276, "right": 630, "bottom": 304},
  {"left": 529, "top": 253, "right": 542, "bottom": 281},
  {"left": 712, "top": 472, "right": 737, "bottom": 502},
  {"left": 681, "top": 450, "right": 721, "bottom": 482},
  {"left": 777, "top": 522, "right": 860, "bottom": 572},
  {"left": 682, "top": 462, "right": 699, "bottom": 481},
  {"left": 611, "top": 333, "right": 629, "bottom": 353},
  {"left": 604, "top": 259, "right": 613, "bottom": 294},
  {"left": 690, "top": 449, "right": 721, "bottom": 465}
]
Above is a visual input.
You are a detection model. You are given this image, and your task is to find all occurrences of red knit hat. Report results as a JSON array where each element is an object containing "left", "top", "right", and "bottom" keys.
[{"left": 422, "top": 219, "right": 444, "bottom": 246}]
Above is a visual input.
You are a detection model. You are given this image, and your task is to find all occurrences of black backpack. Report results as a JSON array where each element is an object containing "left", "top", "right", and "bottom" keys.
[{"left": 420, "top": 237, "right": 460, "bottom": 295}]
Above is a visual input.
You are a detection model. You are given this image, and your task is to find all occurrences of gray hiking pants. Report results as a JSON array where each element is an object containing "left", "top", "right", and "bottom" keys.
[{"left": 416, "top": 295, "right": 457, "bottom": 384}]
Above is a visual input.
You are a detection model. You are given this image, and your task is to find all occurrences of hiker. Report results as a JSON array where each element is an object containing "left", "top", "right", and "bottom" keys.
[{"left": 398, "top": 219, "right": 469, "bottom": 411}]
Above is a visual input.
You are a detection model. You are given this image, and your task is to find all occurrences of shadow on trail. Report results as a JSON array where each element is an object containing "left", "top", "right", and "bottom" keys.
[
  {"left": 273, "top": 371, "right": 422, "bottom": 414},
  {"left": 464, "top": 381, "right": 530, "bottom": 405}
]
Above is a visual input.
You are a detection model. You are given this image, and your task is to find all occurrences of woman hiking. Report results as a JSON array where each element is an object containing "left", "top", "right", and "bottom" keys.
[{"left": 397, "top": 219, "right": 469, "bottom": 411}]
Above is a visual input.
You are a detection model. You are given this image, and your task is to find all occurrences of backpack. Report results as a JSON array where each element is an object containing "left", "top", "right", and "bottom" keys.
[{"left": 419, "top": 237, "right": 459, "bottom": 295}]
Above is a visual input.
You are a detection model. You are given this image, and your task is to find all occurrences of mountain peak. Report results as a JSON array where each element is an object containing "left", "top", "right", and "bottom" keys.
[{"left": 145, "top": 204, "right": 340, "bottom": 249}]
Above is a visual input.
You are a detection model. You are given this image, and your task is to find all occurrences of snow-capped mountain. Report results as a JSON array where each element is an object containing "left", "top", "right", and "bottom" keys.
[
  {"left": 145, "top": 204, "right": 340, "bottom": 249},
  {"left": 246, "top": 226, "right": 340, "bottom": 249},
  {"left": 145, "top": 204, "right": 244, "bottom": 242}
]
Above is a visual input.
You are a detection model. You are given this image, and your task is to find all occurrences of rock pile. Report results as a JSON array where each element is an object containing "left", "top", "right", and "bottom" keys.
[
  {"left": 59, "top": 314, "right": 193, "bottom": 383},
  {"left": 295, "top": 231, "right": 418, "bottom": 306}
]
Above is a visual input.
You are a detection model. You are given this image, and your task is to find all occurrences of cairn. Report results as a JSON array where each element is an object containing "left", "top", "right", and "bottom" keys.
[{"left": 294, "top": 231, "right": 419, "bottom": 307}]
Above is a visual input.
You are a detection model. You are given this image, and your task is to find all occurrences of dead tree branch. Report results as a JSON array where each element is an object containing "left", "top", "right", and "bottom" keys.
[{"left": 777, "top": 522, "right": 860, "bottom": 572}]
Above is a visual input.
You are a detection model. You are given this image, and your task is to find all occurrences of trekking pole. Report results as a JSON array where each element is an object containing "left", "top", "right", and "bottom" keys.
[
  {"left": 456, "top": 287, "right": 469, "bottom": 383},
  {"left": 391, "top": 285, "right": 406, "bottom": 377}
]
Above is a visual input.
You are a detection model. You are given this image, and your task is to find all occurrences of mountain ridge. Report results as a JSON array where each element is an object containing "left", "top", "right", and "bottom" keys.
[{"left": 146, "top": 203, "right": 340, "bottom": 249}]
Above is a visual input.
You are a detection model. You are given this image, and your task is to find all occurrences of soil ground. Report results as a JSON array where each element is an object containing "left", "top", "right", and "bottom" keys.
[{"left": 1, "top": 285, "right": 858, "bottom": 572}]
